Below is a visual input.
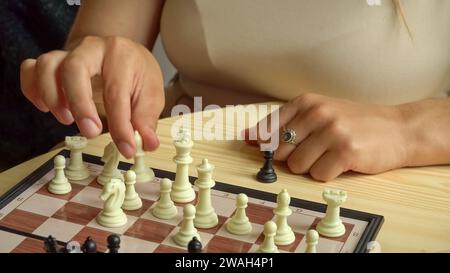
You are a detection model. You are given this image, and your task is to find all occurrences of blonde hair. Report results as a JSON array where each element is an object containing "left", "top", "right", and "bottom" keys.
[{"left": 393, "top": 0, "right": 413, "bottom": 40}]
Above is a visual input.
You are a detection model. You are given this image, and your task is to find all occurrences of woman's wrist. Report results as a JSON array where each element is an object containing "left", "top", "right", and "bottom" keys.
[
  {"left": 394, "top": 103, "right": 418, "bottom": 167},
  {"left": 395, "top": 98, "right": 450, "bottom": 167}
]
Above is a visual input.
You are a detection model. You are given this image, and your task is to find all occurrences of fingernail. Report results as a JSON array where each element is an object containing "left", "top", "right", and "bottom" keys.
[
  {"left": 60, "top": 108, "right": 74, "bottom": 124},
  {"left": 79, "top": 118, "right": 101, "bottom": 138},
  {"left": 117, "top": 141, "right": 134, "bottom": 159}
]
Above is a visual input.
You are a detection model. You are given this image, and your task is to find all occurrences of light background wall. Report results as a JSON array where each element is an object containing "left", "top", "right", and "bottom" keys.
[{"left": 152, "top": 35, "right": 177, "bottom": 87}]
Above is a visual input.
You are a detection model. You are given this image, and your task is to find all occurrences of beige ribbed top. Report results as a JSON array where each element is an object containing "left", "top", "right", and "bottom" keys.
[{"left": 160, "top": 0, "right": 450, "bottom": 108}]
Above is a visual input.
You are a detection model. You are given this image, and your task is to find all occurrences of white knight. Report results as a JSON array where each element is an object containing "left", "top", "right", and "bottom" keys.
[{"left": 96, "top": 178, "right": 127, "bottom": 228}]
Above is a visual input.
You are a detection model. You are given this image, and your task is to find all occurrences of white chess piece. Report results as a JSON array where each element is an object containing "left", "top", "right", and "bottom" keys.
[
  {"left": 170, "top": 127, "right": 195, "bottom": 203},
  {"left": 152, "top": 178, "right": 178, "bottom": 219},
  {"left": 122, "top": 170, "right": 142, "bottom": 210},
  {"left": 305, "top": 229, "right": 319, "bottom": 253},
  {"left": 98, "top": 142, "right": 123, "bottom": 186},
  {"left": 96, "top": 178, "right": 127, "bottom": 228},
  {"left": 64, "top": 136, "right": 90, "bottom": 180},
  {"left": 367, "top": 241, "right": 382, "bottom": 253},
  {"left": 316, "top": 189, "right": 347, "bottom": 237},
  {"left": 173, "top": 204, "right": 201, "bottom": 247},
  {"left": 48, "top": 155, "right": 72, "bottom": 195},
  {"left": 226, "top": 193, "right": 252, "bottom": 235},
  {"left": 131, "top": 131, "right": 154, "bottom": 183},
  {"left": 257, "top": 221, "right": 279, "bottom": 253},
  {"left": 274, "top": 189, "right": 295, "bottom": 245},
  {"left": 194, "top": 159, "right": 218, "bottom": 228}
]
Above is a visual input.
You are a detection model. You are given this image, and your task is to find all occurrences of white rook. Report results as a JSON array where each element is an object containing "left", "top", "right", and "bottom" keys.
[
  {"left": 316, "top": 189, "right": 347, "bottom": 237},
  {"left": 64, "top": 136, "right": 89, "bottom": 181}
]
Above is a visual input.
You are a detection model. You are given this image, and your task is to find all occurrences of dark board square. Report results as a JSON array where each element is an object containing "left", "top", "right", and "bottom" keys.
[
  {"left": 124, "top": 218, "right": 175, "bottom": 244},
  {"left": 205, "top": 235, "right": 253, "bottom": 253},
  {"left": 124, "top": 199, "right": 154, "bottom": 218},
  {"left": 37, "top": 183, "right": 84, "bottom": 201},
  {"left": 0, "top": 209, "right": 47, "bottom": 233},
  {"left": 246, "top": 202, "right": 275, "bottom": 225},
  {"left": 52, "top": 202, "right": 101, "bottom": 226},
  {"left": 12, "top": 237, "right": 45, "bottom": 253}
]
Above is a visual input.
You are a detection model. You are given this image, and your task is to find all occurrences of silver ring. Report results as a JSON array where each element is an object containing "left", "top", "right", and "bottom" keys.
[{"left": 282, "top": 127, "right": 297, "bottom": 145}]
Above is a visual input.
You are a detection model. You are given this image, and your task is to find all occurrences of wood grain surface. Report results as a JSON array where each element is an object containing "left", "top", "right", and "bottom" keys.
[{"left": 1, "top": 105, "right": 449, "bottom": 252}]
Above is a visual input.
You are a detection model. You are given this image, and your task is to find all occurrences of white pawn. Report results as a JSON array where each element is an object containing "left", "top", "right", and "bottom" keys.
[
  {"left": 274, "top": 189, "right": 295, "bottom": 245},
  {"left": 194, "top": 159, "right": 218, "bottom": 229},
  {"left": 257, "top": 221, "right": 279, "bottom": 253},
  {"left": 316, "top": 189, "right": 347, "bottom": 237},
  {"left": 305, "top": 229, "right": 319, "bottom": 253},
  {"left": 131, "top": 131, "right": 155, "bottom": 183},
  {"left": 122, "top": 170, "right": 142, "bottom": 211},
  {"left": 173, "top": 204, "right": 200, "bottom": 247},
  {"left": 64, "top": 136, "right": 90, "bottom": 181},
  {"left": 98, "top": 142, "right": 123, "bottom": 186},
  {"left": 48, "top": 155, "right": 72, "bottom": 195},
  {"left": 226, "top": 193, "right": 252, "bottom": 235},
  {"left": 152, "top": 178, "right": 178, "bottom": 219},
  {"left": 96, "top": 178, "right": 127, "bottom": 228}
]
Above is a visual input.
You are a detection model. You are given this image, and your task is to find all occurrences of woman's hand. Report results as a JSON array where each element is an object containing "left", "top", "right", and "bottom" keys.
[
  {"left": 20, "top": 36, "right": 165, "bottom": 159},
  {"left": 246, "top": 93, "right": 411, "bottom": 181}
]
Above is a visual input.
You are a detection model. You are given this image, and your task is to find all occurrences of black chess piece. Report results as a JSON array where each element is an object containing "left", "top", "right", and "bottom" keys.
[
  {"left": 107, "top": 234, "right": 121, "bottom": 253},
  {"left": 82, "top": 236, "right": 97, "bottom": 253},
  {"left": 44, "top": 235, "right": 59, "bottom": 253},
  {"left": 187, "top": 236, "right": 202, "bottom": 253},
  {"left": 256, "top": 150, "right": 277, "bottom": 183}
]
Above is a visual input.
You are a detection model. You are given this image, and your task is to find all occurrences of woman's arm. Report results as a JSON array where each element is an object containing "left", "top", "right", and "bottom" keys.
[
  {"left": 67, "top": 0, "right": 164, "bottom": 49},
  {"left": 399, "top": 98, "right": 450, "bottom": 167},
  {"left": 246, "top": 94, "right": 450, "bottom": 181}
]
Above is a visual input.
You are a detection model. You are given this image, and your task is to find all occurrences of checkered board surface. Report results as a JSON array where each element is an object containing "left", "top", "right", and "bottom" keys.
[{"left": 0, "top": 150, "right": 383, "bottom": 253}]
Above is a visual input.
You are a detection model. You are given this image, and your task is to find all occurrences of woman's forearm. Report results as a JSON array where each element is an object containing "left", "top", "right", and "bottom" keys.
[
  {"left": 399, "top": 98, "right": 450, "bottom": 166},
  {"left": 66, "top": 0, "right": 164, "bottom": 50}
]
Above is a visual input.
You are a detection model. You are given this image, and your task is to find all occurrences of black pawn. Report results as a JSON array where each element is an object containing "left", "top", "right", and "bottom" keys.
[
  {"left": 256, "top": 151, "right": 277, "bottom": 183},
  {"left": 82, "top": 236, "right": 97, "bottom": 253},
  {"left": 107, "top": 234, "right": 121, "bottom": 253},
  {"left": 44, "top": 235, "right": 59, "bottom": 253},
  {"left": 187, "top": 236, "right": 202, "bottom": 253}
]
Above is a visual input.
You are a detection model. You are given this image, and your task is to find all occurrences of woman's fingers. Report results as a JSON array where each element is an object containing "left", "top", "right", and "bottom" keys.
[
  {"left": 102, "top": 38, "right": 165, "bottom": 157},
  {"left": 274, "top": 103, "right": 333, "bottom": 161},
  {"left": 20, "top": 59, "right": 49, "bottom": 112},
  {"left": 35, "top": 51, "right": 74, "bottom": 124},
  {"left": 102, "top": 60, "right": 136, "bottom": 159},
  {"left": 309, "top": 151, "right": 348, "bottom": 182},
  {"left": 20, "top": 36, "right": 166, "bottom": 160},
  {"left": 62, "top": 38, "right": 106, "bottom": 138},
  {"left": 243, "top": 99, "right": 299, "bottom": 145},
  {"left": 131, "top": 68, "right": 165, "bottom": 152},
  {"left": 286, "top": 128, "right": 333, "bottom": 175}
]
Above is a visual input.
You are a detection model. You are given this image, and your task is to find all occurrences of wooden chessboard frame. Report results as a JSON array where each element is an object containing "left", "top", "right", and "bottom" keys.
[{"left": 0, "top": 150, "right": 384, "bottom": 253}]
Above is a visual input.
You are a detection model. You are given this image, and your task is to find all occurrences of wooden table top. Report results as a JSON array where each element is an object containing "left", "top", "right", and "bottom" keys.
[{"left": 1, "top": 105, "right": 449, "bottom": 253}]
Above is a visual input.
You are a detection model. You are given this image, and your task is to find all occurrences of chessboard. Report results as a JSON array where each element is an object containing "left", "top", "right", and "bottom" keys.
[{"left": 0, "top": 149, "right": 383, "bottom": 253}]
